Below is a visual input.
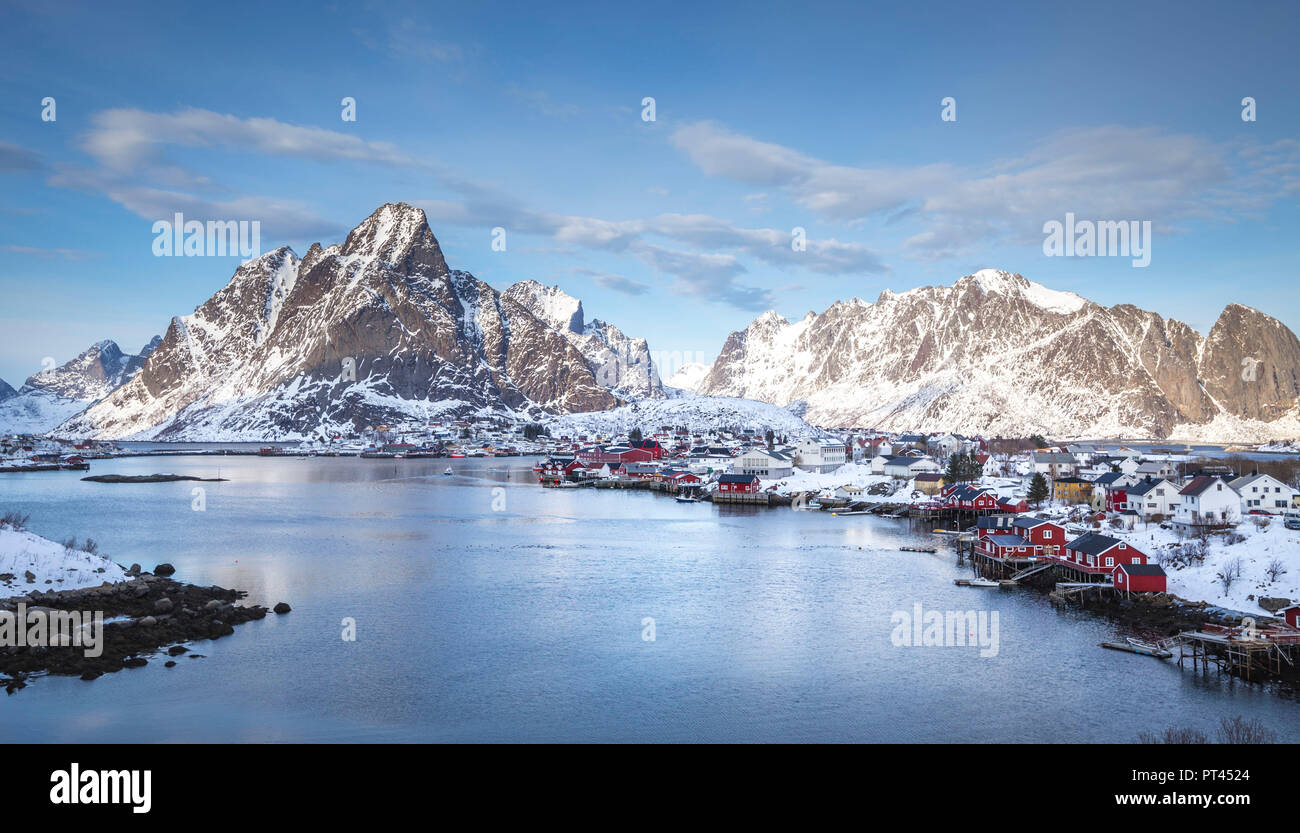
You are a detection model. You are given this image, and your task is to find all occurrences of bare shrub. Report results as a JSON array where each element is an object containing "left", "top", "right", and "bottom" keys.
[
  {"left": 1136, "top": 726, "right": 1210, "bottom": 744},
  {"left": 1252, "top": 515, "right": 1271, "bottom": 530},
  {"left": 1217, "top": 556, "right": 1244, "bottom": 593},
  {"left": 0, "top": 510, "right": 30, "bottom": 530},
  {"left": 1218, "top": 715, "right": 1277, "bottom": 744},
  {"left": 82, "top": 538, "right": 99, "bottom": 555},
  {"left": 1265, "top": 558, "right": 1287, "bottom": 583}
]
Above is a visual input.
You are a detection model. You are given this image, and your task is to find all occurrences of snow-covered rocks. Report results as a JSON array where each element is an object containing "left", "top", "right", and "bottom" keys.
[{"left": 0, "top": 525, "right": 129, "bottom": 597}]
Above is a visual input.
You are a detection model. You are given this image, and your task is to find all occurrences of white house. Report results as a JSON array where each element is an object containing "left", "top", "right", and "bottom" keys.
[
  {"left": 1229, "top": 473, "right": 1298, "bottom": 515},
  {"left": 1135, "top": 460, "right": 1178, "bottom": 480},
  {"left": 1173, "top": 476, "right": 1242, "bottom": 531},
  {"left": 736, "top": 447, "right": 794, "bottom": 478},
  {"left": 883, "top": 456, "right": 941, "bottom": 479},
  {"left": 1124, "top": 477, "right": 1182, "bottom": 520},
  {"left": 1031, "top": 452, "right": 1076, "bottom": 479},
  {"left": 794, "top": 439, "right": 847, "bottom": 473}
]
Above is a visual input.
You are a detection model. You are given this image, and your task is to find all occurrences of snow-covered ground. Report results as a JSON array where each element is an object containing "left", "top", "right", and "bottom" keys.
[
  {"left": 546, "top": 395, "right": 831, "bottom": 440},
  {"left": 0, "top": 526, "right": 129, "bottom": 597},
  {"left": 1109, "top": 517, "right": 1300, "bottom": 614}
]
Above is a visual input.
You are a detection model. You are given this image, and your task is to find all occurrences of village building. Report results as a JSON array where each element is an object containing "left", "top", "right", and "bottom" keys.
[
  {"left": 1051, "top": 477, "right": 1093, "bottom": 505},
  {"left": 1229, "top": 472, "right": 1298, "bottom": 515},
  {"left": 716, "top": 473, "right": 761, "bottom": 494},
  {"left": 882, "top": 455, "right": 941, "bottom": 479},
  {"left": 1173, "top": 476, "right": 1242, "bottom": 531},
  {"left": 1135, "top": 460, "right": 1178, "bottom": 480},
  {"left": 1124, "top": 477, "right": 1182, "bottom": 521},
  {"left": 912, "top": 472, "right": 945, "bottom": 496},
  {"left": 1060, "top": 532, "right": 1148, "bottom": 575},
  {"left": 793, "top": 438, "right": 847, "bottom": 473},
  {"left": 1113, "top": 562, "right": 1168, "bottom": 594},
  {"left": 1031, "top": 452, "right": 1076, "bottom": 479},
  {"left": 736, "top": 447, "right": 794, "bottom": 478}
]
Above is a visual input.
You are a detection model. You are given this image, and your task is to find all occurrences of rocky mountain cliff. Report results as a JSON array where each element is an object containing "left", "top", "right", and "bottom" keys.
[
  {"left": 56, "top": 204, "right": 650, "bottom": 440},
  {"left": 694, "top": 270, "right": 1300, "bottom": 441},
  {"left": 0, "top": 338, "right": 160, "bottom": 434},
  {"left": 503, "top": 280, "right": 663, "bottom": 399}
]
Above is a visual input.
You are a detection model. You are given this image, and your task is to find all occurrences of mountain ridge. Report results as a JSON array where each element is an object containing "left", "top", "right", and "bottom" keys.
[{"left": 694, "top": 269, "right": 1300, "bottom": 441}]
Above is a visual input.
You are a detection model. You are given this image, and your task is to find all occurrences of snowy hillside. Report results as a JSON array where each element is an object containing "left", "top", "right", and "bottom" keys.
[{"left": 544, "top": 395, "right": 831, "bottom": 439}]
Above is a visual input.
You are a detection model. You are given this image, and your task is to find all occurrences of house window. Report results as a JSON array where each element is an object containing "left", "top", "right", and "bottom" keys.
[{"left": 1105, "top": 557, "right": 1114, "bottom": 567}]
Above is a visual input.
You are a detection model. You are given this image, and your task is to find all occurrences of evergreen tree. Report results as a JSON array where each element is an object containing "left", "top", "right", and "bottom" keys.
[
  {"left": 1028, "top": 472, "right": 1050, "bottom": 506},
  {"left": 629, "top": 427, "right": 643, "bottom": 443}
]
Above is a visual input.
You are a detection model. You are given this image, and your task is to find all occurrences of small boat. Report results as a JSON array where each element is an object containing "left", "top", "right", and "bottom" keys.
[
  {"left": 899, "top": 546, "right": 937, "bottom": 553},
  {"left": 831, "top": 510, "right": 870, "bottom": 516},
  {"left": 442, "top": 467, "right": 454, "bottom": 476},
  {"left": 675, "top": 495, "right": 699, "bottom": 503},
  {"left": 967, "top": 578, "right": 1000, "bottom": 588},
  {"left": 1100, "top": 640, "right": 1173, "bottom": 659}
]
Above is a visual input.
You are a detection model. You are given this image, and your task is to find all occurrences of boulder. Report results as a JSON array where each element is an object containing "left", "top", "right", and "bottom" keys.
[
  {"left": 1259, "top": 597, "right": 1291, "bottom": 613},
  {"left": 153, "top": 597, "right": 174, "bottom": 613},
  {"left": 273, "top": 602, "right": 292, "bottom": 615},
  {"left": 153, "top": 563, "right": 176, "bottom": 577}
]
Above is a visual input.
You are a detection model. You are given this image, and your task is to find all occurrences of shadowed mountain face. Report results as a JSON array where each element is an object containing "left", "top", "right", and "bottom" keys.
[
  {"left": 696, "top": 269, "right": 1300, "bottom": 440},
  {"left": 59, "top": 204, "right": 627, "bottom": 440}
]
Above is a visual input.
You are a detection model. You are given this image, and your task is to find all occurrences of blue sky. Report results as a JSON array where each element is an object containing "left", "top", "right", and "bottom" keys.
[{"left": 1, "top": 0, "right": 1297, "bottom": 385}]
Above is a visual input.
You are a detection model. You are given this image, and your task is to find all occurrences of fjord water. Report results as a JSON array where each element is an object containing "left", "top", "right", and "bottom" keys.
[{"left": 2, "top": 456, "right": 1298, "bottom": 743}]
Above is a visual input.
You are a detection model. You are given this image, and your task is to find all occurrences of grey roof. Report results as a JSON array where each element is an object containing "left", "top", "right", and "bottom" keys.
[
  {"left": 1117, "top": 563, "right": 1165, "bottom": 576},
  {"left": 1065, "top": 532, "right": 1126, "bottom": 555}
]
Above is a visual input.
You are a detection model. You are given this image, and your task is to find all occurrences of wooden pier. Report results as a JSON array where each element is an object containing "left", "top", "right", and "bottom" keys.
[{"left": 1174, "top": 628, "right": 1300, "bottom": 681}]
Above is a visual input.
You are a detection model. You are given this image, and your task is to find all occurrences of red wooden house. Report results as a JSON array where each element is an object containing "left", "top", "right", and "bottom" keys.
[
  {"left": 944, "top": 485, "right": 1000, "bottom": 511},
  {"left": 1113, "top": 562, "right": 1167, "bottom": 593},
  {"left": 1061, "top": 532, "right": 1147, "bottom": 575},
  {"left": 1011, "top": 517, "right": 1067, "bottom": 557},
  {"left": 717, "top": 473, "right": 760, "bottom": 494},
  {"left": 1281, "top": 605, "right": 1300, "bottom": 629}
]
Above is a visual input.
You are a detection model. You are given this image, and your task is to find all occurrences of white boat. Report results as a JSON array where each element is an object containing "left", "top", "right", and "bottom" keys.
[
  {"left": 967, "top": 578, "right": 1000, "bottom": 587},
  {"left": 675, "top": 495, "right": 699, "bottom": 503},
  {"left": 442, "top": 467, "right": 454, "bottom": 476}
]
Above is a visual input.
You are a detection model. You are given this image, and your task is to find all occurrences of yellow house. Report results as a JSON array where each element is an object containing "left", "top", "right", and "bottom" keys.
[{"left": 1052, "top": 477, "right": 1093, "bottom": 505}]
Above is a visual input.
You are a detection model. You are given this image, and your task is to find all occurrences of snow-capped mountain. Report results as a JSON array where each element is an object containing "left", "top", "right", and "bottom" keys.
[
  {"left": 0, "top": 338, "right": 160, "bottom": 434},
  {"left": 695, "top": 269, "right": 1300, "bottom": 441},
  {"left": 665, "top": 362, "right": 712, "bottom": 393},
  {"left": 503, "top": 280, "right": 663, "bottom": 399},
  {"left": 0, "top": 378, "right": 15, "bottom": 403},
  {"left": 56, "top": 204, "right": 652, "bottom": 440}
]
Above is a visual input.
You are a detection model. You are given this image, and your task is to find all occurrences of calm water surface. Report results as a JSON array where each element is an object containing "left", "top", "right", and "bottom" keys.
[{"left": 2, "top": 455, "right": 1298, "bottom": 742}]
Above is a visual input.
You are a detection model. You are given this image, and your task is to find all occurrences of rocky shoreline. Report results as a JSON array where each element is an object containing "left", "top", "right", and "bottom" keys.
[{"left": 1, "top": 563, "right": 287, "bottom": 693}]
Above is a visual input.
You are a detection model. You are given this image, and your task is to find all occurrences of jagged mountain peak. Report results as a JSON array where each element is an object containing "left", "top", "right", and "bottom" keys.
[
  {"left": 340, "top": 202, "right": 443, "bottom": 268},
  {"left": 504, "top": 280, "right": 585, "bottom": 334},
  {"left": 55, "top": 202, "right": 670, "bottom": 440}
]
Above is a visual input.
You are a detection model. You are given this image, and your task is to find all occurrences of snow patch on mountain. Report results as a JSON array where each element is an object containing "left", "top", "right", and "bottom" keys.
[
  {"left": 666, "top": 362, "right": 711, "bottom": 392},
  {"left": 544, "top": 395, "right": 830, "bottom": 439}
]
